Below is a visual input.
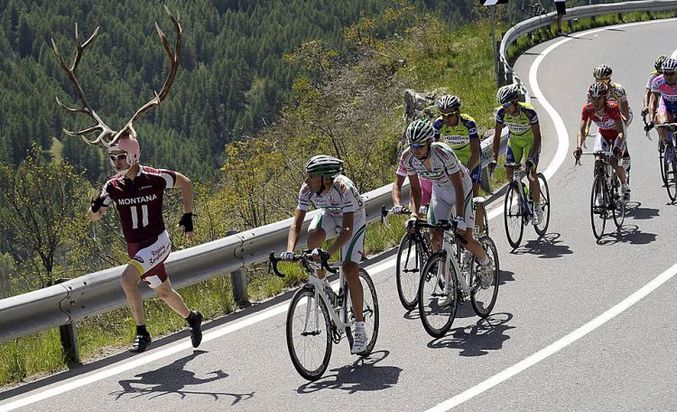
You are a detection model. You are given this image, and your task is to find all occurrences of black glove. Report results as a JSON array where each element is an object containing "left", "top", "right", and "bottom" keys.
[
  {"left": 573, "top": 147, "right": 582, "bottom": 160},
  {"left": 90, "top": 195, "right": 105, "bottom": 213},
  {"left": 178, "top": 212, "right": 194, "bottom": 232},
  {"left": 525, "top": 159, "right": 535, "bottom": 171}
]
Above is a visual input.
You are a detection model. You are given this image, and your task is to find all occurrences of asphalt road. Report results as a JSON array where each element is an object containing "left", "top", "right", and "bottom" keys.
[{"left": 1, "top": 18, "right": 676, "bottom": 412}]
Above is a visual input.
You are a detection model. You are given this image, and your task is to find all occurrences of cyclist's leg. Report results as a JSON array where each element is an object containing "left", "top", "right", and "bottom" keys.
[
  {"left": 504, "top": 139, "right": 518, "bottom": 180},
  {"left": 592, "top": 132, "right": 609, "bottom": 177},
  {"left": 656, "top": 99, "right": 671, "bottom": 144},
  {"left": 469, "top": 164, "right": 484, "bottom": 233},
  {"left": 341, "top": 214, "right": 366, "bottom": 322},
  {"left": 456, "top": 176, "right": 489, "bottom": 263},
  {"left": 428, "top": 185, "right": 447, "bottom": 252},
  {"left": 524, "top": 139, "right": 541, "bottom": 204},
  {"left": 307, "top": 211, "right": 331, "bottom": 279}
]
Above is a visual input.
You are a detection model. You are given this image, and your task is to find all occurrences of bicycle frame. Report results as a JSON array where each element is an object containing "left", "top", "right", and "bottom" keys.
[{"left": 507, "top": 163, "right": 534, "bottom": 224}]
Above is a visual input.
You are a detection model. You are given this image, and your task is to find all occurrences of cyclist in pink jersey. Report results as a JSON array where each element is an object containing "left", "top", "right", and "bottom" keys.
[
  {"left": 89, "top": 129, "right": 202, "bottom": 353},
  {"left": 394, "top": 161, "right": 432, "bottom": 214},
  {"left": 642, "top": 55, "right": 666, "bottom": 118},
  {"left": 648, "top": 58, "right": 677, "bottom": 146}
]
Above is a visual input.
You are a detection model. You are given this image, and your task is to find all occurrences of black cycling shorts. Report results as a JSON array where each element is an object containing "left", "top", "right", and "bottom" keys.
[{"left": 555, "top": 2, "right": 566, "bottom": 15}]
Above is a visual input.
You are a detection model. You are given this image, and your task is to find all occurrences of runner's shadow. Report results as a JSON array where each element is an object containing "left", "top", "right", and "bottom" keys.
[
  {"left": 110, "top": 350, "right": 253, "bottom": 405},
  {"left": 296, "top": 350, "right": 401, "bottom": 394},
  {"left": 426, "top": 313, "right": 514, "bottom": 357},
  {"left": 511, "top": 233, "right": 572, "bottom": 258}
]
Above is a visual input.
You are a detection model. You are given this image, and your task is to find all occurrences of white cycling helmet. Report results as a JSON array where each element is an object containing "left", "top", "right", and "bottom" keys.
[
  {"left": 437, "top": 95, "right": 461, "bottom": 113},
  {"left": 406, "top": 119, "right": 435, "bottom": 145},
  {"left": 662, "top": 57, "right": 677, "bottom": 73},
  {"left": 593, "top": 64, "right": 613, "bottom": 79},
  {"left": 305, "top": 155, "right": 344, "bottom": 178},
  {"left": 496, "top": 84, "right": 520, "bottom": 105}
]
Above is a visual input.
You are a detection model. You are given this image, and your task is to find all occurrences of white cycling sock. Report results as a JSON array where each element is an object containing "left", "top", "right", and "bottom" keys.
[{"left": 355, "top": 321, "right": 365, "bottom": 330}]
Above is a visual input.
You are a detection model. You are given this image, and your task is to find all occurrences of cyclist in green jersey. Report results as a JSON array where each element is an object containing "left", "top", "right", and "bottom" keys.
[
  {"left": 432, "top": 95, "right": 486, "bottom": 233},
  {"left": 490, "top": 84, "right": 544, "bottom": 225}
]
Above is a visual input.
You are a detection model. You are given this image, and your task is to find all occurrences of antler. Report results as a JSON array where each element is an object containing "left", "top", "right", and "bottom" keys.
[
  {"left": 52, "top": 24, "right": 117, "bottom": 146},
  {"left": 117, "top": 6, "right": 182, "bottom": 140}
]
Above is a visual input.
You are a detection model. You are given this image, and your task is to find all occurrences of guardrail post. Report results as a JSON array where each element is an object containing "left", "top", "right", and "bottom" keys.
[
  {"left": 617, "top": 13, "right": 625, "bottom": 23},
  {"left": 50, "top": 278, "right": 80, "bottom": 367},
  {"left": 227, "top": 230, "right": 251, "bottom": 308}
]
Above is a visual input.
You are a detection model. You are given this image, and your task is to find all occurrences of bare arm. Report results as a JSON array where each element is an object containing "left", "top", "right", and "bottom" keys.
[
  {"left": 286, "top": 209, "right": 306, "bottom": 252},
  {"left": 408, "top": 173, "right": 422, "bottom": 218},
  {"left": 451, "top": 172, "right": 465, "bottom": 218},
  {"left": 576, "top": 118, "right": 588, "bottom": 149},
  {"left": 492, "top": 123, "right": 503, "bottom": 161},
  {"left": 530, "top": 122, "right": 542, "bottom": 158},
  {"left": 173, "top": 172, "right": 194, "bottom": 214},
  {"left": 468, "top": 138, "right": 481, "bottom": 171},
  {"left": 392, "top": 174, "right": 406, "bottom": 207}
]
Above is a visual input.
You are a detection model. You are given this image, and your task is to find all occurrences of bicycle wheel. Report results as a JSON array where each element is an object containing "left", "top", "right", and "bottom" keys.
[
  {"left": 470, "top": 236, "right": 500, "bottom": 318},
  {"left": 533, "top": 173, "right": 550, "bottom": 237},
  {"left": 418, "top": 251, "right": 457, "bottom": 338},
  {"left": 395, "top": 233, "right": 423, "bottom": 310},
  {"left": 590, "top": 174, "right": 607, "bottom": 240},
  {"left": 611, "top": 174, "right": 625, "bottom": 228},
  {"left": 658, "top": 140, "right": 667, "bottom": 184},
  {"left": 664, "top": 143, "right": 677, "bottom": 202},
  {"left": 286, "top": 286, "right": 332, "bottom": 381},
  {"left": 503, "top": 183, "right": 524, "bottom": 248},
  {"left": 344, "top": 268, "right": 379, "bottom": 356}
]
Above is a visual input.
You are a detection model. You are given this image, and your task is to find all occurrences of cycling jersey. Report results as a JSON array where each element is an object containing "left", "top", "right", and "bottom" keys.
[
  {"left": 432, "top": 114, "right": 479, "bottom": 165},
  {"left": 645, "top": 70, "right": 659, "bottom": 89},
  {"left": 297, "top": 174, "right": 364, "bottom": 217},
  {"left": 651, "top": 74, "right": 677, "bottom": 115},
  {"left": 607, "top": 81, "right": 628, "bottom": 103},
  {"left": 495, "top": 102, "right": 539, "bottom": 140},
  {"left": 581, "top": 101, "right": 622, "bottom": 140}
]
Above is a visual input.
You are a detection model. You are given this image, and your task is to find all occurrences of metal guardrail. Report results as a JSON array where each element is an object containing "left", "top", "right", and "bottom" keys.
[
  {"left": 2, "top": 0, "right": 674, "bottom": 345},
  {"left": 498, "top": 0, "right": 677, "bottom": 84}
]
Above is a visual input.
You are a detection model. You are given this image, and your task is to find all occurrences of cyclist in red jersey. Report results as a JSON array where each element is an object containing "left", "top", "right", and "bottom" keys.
[
  {"left": 89, "top": 128, "right": 202, "bottom": 353},
  {"left": 574, "top": 82, "right": 630, "bottom": 203}
]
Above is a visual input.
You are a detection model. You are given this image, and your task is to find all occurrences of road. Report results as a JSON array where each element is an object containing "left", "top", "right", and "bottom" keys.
[{"left": 2, "top": 18, "right": 676, "bottom": 412}]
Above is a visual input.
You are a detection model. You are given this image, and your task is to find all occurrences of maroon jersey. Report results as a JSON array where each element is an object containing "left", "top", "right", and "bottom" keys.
[
  {"left": 581, "top": 101, "right": 622, "bottom": 140},
  {"left": 101, "top": 166, "right": 176, "bottom": 244}
]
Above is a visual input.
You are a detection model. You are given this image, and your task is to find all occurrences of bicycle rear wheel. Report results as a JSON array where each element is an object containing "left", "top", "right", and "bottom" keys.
[
  {"left": 590, "top": 175, "right": 607, "bottom": 240},
  {"left": 503, "top": 183, "right": 524, "bottom": 249},
  {"left": 658, "top": 140, "right": 667, "bottom": 184},
  {"left": 534, "top": 173, "right": 551, "bottom": 237},
  {"left": 664, "top": 143, "right": 677, "bottom": 202},
  {"left": 286, "top": 286, "right": 332, "bottom": 381},
  {"left": 611, "top": 174, "right": 625, "bottom": 228},
  {"left": 470, "top": 236, "right": 500, "bottom": 318},
  {"left": 345, "top": 269, "right": 379, "bottom": 356},
  {"left": 395, "top": 233, "right": 424, "bottom": 310},
  {"left": 418, "top": 252, "right": 457, "bottom": 338}
]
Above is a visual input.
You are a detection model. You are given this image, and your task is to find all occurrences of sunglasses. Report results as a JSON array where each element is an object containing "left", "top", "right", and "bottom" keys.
[
  {"left": 109, "top": 154, "right": 127, "bottom": 162},
  {"left": 409, "top": 143, "right": 426, "bottom": 149},
  {"left": 441, "top": 111, "right": 458, "bottom": 117},
  {"left": 502, "top": 100, "right": 518, "bottom": 108},
  {"left": 665, "top": 71, "right": 677, "bottom": 76}
]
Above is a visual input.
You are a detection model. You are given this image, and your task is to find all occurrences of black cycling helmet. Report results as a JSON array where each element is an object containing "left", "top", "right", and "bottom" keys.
[{"left": 655, "top": 55, "right": 667, "bottom": 72}]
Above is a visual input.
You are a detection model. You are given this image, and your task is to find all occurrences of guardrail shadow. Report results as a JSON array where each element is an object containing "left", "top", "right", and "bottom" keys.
[
  {"left": 296, "top": 350, "right": 401, "bottom": 394},
  {"left": 426, "top": 313, "right": 514, "bottom": 357},
  {"left": 109, "top": 350, "right": 253, "bottom": 405},
  {"left": 511, "top": 233, "right": 573, "bottom": 259}
]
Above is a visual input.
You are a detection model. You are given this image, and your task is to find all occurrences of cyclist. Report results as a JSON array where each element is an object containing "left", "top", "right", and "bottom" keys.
[
  {"left": 393, "top": 119, "right": 494, "bottom": 291},
  {"left": 642, "top": 55, "right": 666, "bottom": 119},
  {"left": 489, "top": 84, "right": 544, "bottom": 225},
  {"left": 573, "top": 82, "right": 630, "bottom": 204},
  {"left": 89, "top": 129, "right": 202, "bottom": 353},
  {"left": 590, "top": 64, "right": 632, "bottom": 173},
  {"left": 282, "top": 155, "right": 369, "bottom": 355},
  {"left": 648, "top": 57, "right": 677, "bottom": 147},
  {"left": 432, "top": 95, "right": 486, "bottom": 233}
]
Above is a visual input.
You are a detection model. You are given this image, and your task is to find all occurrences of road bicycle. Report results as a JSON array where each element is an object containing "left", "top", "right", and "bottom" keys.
[
  {"left": 414, "top": 220, "right": 500, "bottom": 338},
  {"left": 502, "top": 162, "right": 551, "bottom": 248},
  {"left": 654, "top": 123, "right": 677, "bottom": 202},
  {"left": 269, "top": 249, "right": 379, "bottom": 381},
  {"left": 643, "top": 114, "right": 668, "bottom": 185},
  {"left": 577, "top": 151, "right": 626, "bottom": 240},
  {"left": 381, "top": 198, "right": 489, "bottom": 311}
]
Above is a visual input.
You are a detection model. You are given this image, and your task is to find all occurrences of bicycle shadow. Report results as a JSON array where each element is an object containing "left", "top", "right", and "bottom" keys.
[
  {"left": 510, "top": 233, "right": 573, "bottom": 259},
  {"left": 597, "top": 224, "right": 657, "bottom": 246},
  {"left": 109, "top": 350, "right": 254, "bottom": 405},
  {"left": 624, "top": 202, "right": 659, "bottom": 220},
  {"left": 296, "top": 350, "right": 401, "bottom": 394},
  {"left": 426, "top": 313, "right": 514, "bottom": 357}
]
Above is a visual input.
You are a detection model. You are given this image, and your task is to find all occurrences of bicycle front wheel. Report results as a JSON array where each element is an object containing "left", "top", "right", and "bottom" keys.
[
  {"left": 395, "top": 233, "right": 424, "bottom": 310},
  {"left": 504, "top": 183, "right": 524, "bottom": 248},
  {"left": 590, "top": 174, "right": 607, "bottom": 240},
  {"left": 344, "top": 269, "right": 380, "bottom": 356},
  {"left": 471, "top": 236, "right": 500, "bottom": 318},
  {"left": 664, "top": 143, "right": 677, "bottom": 202},
  {"left": 286, "top": 286, "right": 332, "bottom": 381},
  {"left": 418, "top": 252, "right": 457, "bottom": 338},
  {"left": 611, "top": 175, "right": 625, "bottom": 228},
  {"left": 658, "top": 140, "right": 667, "bottom": 184},
  {"left": 534, "top": 173, "right": 551, "bottom": 237}
]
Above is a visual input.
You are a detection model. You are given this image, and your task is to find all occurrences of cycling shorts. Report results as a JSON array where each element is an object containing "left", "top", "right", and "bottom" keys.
[
  {"left": 127, "top": 230, "right": 171, "bottom": 289},
  {"left": 593, "top": 132, "right": 626, "bottom": 154},
  {"left": 428, "top": 175, "right": 474, "bottom": 228},
  {"left": 506, "top": 137, "right": 541, "bottom": 165},
  {"left": 308, "top": 209, "right": 367, "bottom": 263}
]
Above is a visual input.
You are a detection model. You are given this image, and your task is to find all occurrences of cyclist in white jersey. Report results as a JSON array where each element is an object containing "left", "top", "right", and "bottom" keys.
[
  {"left": 642, "top": 55, "right": 666, "bottom": 118},
  {"left": 392, "top": 119, "right": 494, "bottom": 274},
  {"left": 282, "top": 155, "right": 369, "bottom": 355}
]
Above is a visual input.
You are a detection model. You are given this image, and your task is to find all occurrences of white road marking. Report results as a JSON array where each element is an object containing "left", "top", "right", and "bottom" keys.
[{"left": 427, "top": 18, "right": 677, "bottom": 412}]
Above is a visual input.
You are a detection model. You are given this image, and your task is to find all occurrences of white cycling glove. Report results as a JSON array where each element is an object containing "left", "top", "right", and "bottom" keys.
[
  {"left": 280, "top": 251, "right": 295, "bottom": 261},
  {"left": 391, "top": 204, "right": 404, "bottom": 214},
  {"left": 454, "top": 216, "right": 467, "bottom": 232}
]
